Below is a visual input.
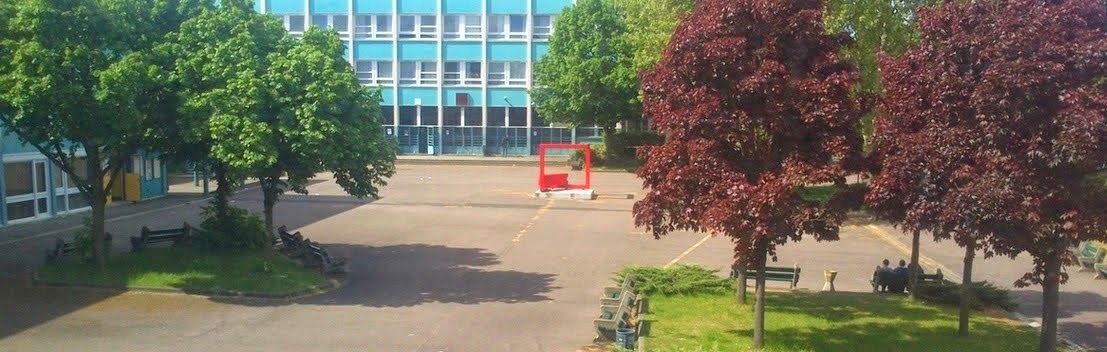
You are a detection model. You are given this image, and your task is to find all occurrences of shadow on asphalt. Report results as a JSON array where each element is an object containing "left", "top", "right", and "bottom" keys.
[
  {"left": 0, "top": 190, "right": 373, "bottom": 340},
  {"left": 211, "top": 244, "right": 559, "bottom": 308},
  {"left": 1012, "top": 289, "right": 1107, "bottom": 349},
  {"left": 0, "top": 277, "right": 121, "bottom": 340}
]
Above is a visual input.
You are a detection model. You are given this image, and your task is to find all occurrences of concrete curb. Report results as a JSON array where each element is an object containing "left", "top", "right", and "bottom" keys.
[{"left": 30, "top": 271, "right": 342, "bottom": 301}]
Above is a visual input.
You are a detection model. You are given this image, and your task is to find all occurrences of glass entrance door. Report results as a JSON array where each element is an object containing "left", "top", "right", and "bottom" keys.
[{"left": 32, "top": 160, "right": 48, "bottom": 217}]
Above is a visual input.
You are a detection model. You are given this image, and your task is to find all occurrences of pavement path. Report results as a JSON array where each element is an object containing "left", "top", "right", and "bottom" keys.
[{"left": 0, "top": 165, "right": 1103, "bottom": 351}]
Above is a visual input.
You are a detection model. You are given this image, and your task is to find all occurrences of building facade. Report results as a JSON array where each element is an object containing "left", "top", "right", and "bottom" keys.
[
  {"left": 259, "top": 0, "right": 601, "bottom": 156},
  {"left": 1, "top": 127, "right": 168, "bottom": 227}
]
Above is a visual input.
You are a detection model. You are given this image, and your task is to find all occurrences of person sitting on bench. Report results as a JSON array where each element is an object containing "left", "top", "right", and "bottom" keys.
[
  {"left": 889, "top": 259, "right": 910, "bottom": 293},
  {"left": 876, "top": 259, "right": 894, "bottom": 291}
]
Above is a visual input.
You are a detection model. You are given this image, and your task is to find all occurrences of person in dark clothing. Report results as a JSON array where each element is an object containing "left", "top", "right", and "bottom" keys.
[{"left": 889, "top": 259, "right": 910, "bottom": 293}]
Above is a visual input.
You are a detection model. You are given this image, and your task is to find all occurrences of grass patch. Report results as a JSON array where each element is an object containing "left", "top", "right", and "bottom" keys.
[
  {"left": 798, "top": 185, "right": 837, "bottom": 204},
  {"left": 38, "top": 246, "right": 329, "bottom": 295},
  {"left": 645, "top": 291, "right": 1045, "bottom": 352}
]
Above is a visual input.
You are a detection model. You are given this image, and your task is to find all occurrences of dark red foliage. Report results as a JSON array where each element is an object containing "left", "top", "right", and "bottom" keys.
[
  {"left": 633, "top": 0, "right": 866, "bottom": 267},
  {"left": 866, "top": 0, "right": 1107, "bottom": 286}
]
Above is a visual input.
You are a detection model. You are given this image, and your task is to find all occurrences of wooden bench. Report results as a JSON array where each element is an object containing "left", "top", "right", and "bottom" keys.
[
  {"left": 130, "top": 223, "right": 192, "bottom": 252},
  {"left": 44, "top": 233, "right": 113, "bottom": 264},
  {"left": 305, "top": 241, "right": 347, "bottom": 274},
  {"left": 1076, "top": 245, "right": 1106, "bottom": 272},
  {"left": 871, "top": 267, "right": 943, "bottom": 293},
  {"left": 731, "top": 264, "right": 800, "bottom": 290},
  {"left": 276, "top": 225, "right": 306, "bottom": 257}
]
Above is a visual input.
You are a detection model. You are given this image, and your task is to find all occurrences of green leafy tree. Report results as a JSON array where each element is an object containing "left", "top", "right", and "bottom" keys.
[
  {"left": 612, "top": 0, "right": 695, "bottom": 72},
  {"left": 531, "top": 0, "right": 639, "bottom": 154},
  {"left": 0, "top": 0, "right": 208, "bottom": 268},
  {"left": 164, "top": 0, "right": 395, "bottom": 237}
]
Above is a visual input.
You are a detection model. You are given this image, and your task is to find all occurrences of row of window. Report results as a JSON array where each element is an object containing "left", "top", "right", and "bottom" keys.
[
  {"left": 280, "top": 14, "right": 554, "bottom": 40},
  {"left": 380, "top": 106, "right": 545, "bottom": 127},
  {"left": 356, "top": 60, "right": 528, "bottom": 86}
]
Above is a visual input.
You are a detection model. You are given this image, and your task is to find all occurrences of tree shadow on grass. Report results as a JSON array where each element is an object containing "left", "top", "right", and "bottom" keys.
[
  {"left": 208, "top": 243, "right": 559, "bottom": 308},
  {"left": 725, "top": 292, "right": 1040, "bottom": 351}
]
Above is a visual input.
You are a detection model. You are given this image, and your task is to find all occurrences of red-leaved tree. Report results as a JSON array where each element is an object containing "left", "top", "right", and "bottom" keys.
[
  {"left": 633, "top": 0, "right": 866, "bottom": 348},
  {"left": 866, "top": 0, "right": 1107, "bottom": 349}
]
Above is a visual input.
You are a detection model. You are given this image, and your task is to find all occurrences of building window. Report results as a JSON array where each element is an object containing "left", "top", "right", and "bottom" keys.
[
  {"left": 356, "top": 60, "right": 393, "bottom": 85},
  {"left": 488, "top": 15, "right": 527, "bottom": 40},
  {"left": 488, "top": 61, "right": 527, "bottom": 86},
  {"left": 355, "top": 15, "right": 392, "bottom": 39},
  {"left": 380, "top": 105, "right": 395, "bottom": 125},
  {"left": 399, "top": 15, "right": 436, "bottom": 39},
  {"left": 533, "top": 15, "right": 554, "bottom": 40},
  {"left": 443, "top": 61, "right": 482, "bottom": 86},
  {"left": 400, "top": 61, "right": 438, "bottom": 85},
  {"left": 311, "top": 14, "right": 349, "bottom": 38},
  {"left": 444, "top": 15, "right": 483, "bottom": 39},
  {"left": 279, "top": 15, "right": 306, "bottom": 35}
]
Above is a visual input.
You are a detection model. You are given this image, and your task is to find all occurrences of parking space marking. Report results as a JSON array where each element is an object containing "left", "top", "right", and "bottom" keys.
[
  {"left": 861, "top": 224, "right": 962, "bottom": 283},
  {"left": 664, "top": 234, "right": 713, "bottom": 268},
  {"left": 500, "top": 199, "right": 555, "bottom": 256}
]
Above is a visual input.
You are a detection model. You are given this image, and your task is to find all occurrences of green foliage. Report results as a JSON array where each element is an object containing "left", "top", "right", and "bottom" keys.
[
  {"left": 162, "top": 0, "right": 395, "bottom": 231},
  {"left": 612, "top": 0, "right": 696, "bottom": 72},
  {"left": 606, "top": 130, "right": 663, "bottom": 162},
  {"left": 0, "top": 0, "right": 210, "bottom": 265},
  {"left": 647, "top": 292, "right": 1042, "bottom": 351},
  {"left": 531, "top": 0, "right": 640, "bottom": 131},
  {"left": 69, "top": 218, "right": 106, "bottom": 263},
  {"left": 915, "top": 281, "right": 1020, "bottom": 312},
  {"left": 615, "top": 265, "right": 733, "bottom": 295},
  {"left": 568, "top": 147, "right": 604, "bottom": 169},
  {"left": 824, "top": 0, "right": 933, "bottom": 96},
  {"left": 38, "top": 246, "right": 327, "bottom": 295},
  {"left": 194, "top": 205, "right": 271, "bottom": 250}
]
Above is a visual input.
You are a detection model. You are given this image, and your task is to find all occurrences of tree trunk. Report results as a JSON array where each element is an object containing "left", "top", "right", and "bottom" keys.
[
  {"left": 89, "top": 189, "right": 107, "bottom": 270},
  {"left": 601, "top": 126, "right": 616, "bottom": 161},
  {"left": 959, "top": 241, "right": 975, "bottom": 337},
  {"left": 1040, "top": 248, "right": 1062, "bottom": 352},
  {"left": 909, "top": 229, "right": 921, "bottom": 299},
  {"left": 261, "top": 175, "right": 279, "bottom": 235},
  {"left": 86, "top": 148, "right": 108, "bottom": 270},
  {"left": 737, "top": 265, "right": 748, "bottom": 305},
  {"left": 752, "top": 248, "right": 767, "bottom": 350}
]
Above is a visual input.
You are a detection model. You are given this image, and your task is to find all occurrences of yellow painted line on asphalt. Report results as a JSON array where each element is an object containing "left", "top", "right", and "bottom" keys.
[
  {"left": 511, "top": 199, "right": 555, "bottom": 243},
  {"left": 664, "top": 234, "right": 713, "bottom": 268},
  {"left": 861, "top": 224, "right": 963, "bottom": 283}
]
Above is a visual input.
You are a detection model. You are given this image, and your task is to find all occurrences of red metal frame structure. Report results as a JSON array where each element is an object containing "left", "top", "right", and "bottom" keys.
[{"left": 538, "top": 143, "right": 592, "bottom": 191}]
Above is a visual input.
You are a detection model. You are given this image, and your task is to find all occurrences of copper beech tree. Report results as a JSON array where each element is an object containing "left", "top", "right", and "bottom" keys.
[
  {"left": 632, "top": 0, "right": 866, "bottom": 348},
  {"left": 866, "top": 0, "right": 1107, "bottom": 350}
]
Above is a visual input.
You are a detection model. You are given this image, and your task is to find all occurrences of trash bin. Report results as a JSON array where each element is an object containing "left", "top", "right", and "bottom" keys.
[{"left": 615, "top": 328, "right": 635, "bottom": 349}]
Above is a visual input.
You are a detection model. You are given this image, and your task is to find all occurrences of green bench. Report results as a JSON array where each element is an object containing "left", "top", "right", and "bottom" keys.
[
  {"left": 1075, "top": 244, "right": 1106, "bottom": 272},
  {"left": 731, "top": 264, "right": 800, "bottom": 290}
]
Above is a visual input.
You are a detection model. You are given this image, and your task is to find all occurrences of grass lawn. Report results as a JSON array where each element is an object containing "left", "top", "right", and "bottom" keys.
[
  {"left": 38, "top": 247, "right": 329, "bottom": 295},
  {"left": 645, "top": 291, "right": 1044, "bottom": 352}
]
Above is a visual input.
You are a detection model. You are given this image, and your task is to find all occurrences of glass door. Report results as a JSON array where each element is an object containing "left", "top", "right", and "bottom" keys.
[{"left": 33, "top": 160, "right": 48, "bottom": 216}]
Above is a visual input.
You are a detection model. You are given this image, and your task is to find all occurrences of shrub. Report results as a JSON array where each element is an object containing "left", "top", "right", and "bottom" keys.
[
  {"left": 915, "top": 280, "right": 1019, "bottom": 311},
  {"left": 615, "top": 265, "right": 733, "bottom": 295},
  {"left": 69, "top": 218, "right": 109, "bottom": 263},
  {"left": 193, "top": 205, "right": 271, "bottom": 250},
  {"left": 568, "top": 146, "right": 605, "bottom": 169},
  {"left": 606, "top": 131, "right": 663, "bottom": 161}
]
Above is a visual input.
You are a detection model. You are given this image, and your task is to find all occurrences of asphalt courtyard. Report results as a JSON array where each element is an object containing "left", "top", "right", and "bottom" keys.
[{"left": 0, "top": 165, "right": 1104, "bottom": 351}]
